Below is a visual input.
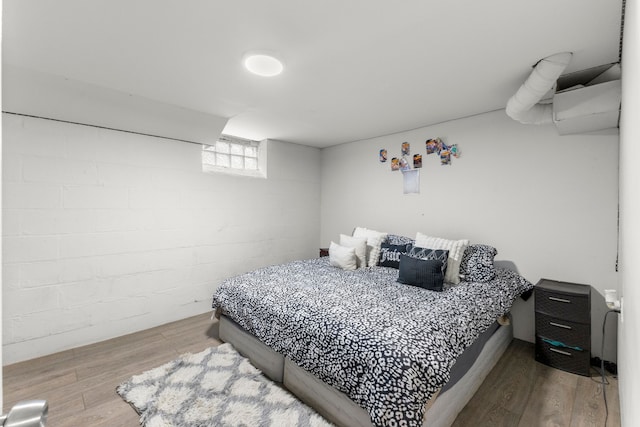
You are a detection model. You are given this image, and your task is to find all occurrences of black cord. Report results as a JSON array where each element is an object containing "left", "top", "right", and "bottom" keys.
[
  {"left": 590, "top": 367, "right": 609, "bottom": 385},
  {"left": 601, "top": 309, "right": 620, "bottom": 426}
]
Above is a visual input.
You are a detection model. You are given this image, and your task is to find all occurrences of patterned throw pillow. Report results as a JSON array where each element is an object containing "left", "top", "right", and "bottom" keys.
[
  {"left": 459, "top": 244, "right": 498, "bottom": 282},
  {"left": 407, "top": 246, "right": 449, "bottom": 276},
  {"left": 378, "top": 243, "right": 412, "bottom": 268},
  {"left": 397, "top": 254, "right": 445, "bottom": 291},
  {"left": 385, "top": 234, "right": 415, "bottom": 246}
]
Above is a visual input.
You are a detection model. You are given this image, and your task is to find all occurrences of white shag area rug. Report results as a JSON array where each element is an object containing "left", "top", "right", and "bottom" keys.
[{"left": 117, "top": 343, "right": 333, "bottom": 427}]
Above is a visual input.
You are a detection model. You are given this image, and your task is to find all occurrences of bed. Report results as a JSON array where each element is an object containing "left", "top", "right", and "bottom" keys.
[{"left": 211, "top": 235, "right": 533, "bottom": 427}]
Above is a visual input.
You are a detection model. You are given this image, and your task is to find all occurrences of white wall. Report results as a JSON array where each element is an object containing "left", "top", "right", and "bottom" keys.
[
  {"left": 2, "top": 113, "right": 321, "bottom": 364},
  {"left": 618, "top": 0, "right": 640, "bottom": 424},
  {"left": 320, "top": 110, "right": 619, "bottom": 358},
  {"left": 1, "top": 2, "right": 4, "bottom": 408}
]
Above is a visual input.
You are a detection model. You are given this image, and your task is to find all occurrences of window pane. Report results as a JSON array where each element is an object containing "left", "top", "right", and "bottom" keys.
[
  {"left": 245, "top": 157, "right": 258, "bottom": 170},
  {"left": 216, "top": 141, "right": 230, "bottom": 154},
  {"left": 244, "top": 146, "right": 257, "bottom": 158},
  {"left": 230, "top": 155, "right": 243, "bottom": 169},
  {"left": 202, "top": 150, "right": 216, "bottom": 165},
  {"left": 216, "top": 153, "right": 230, "bottom": 167},
  {"left": 202, "top": 136, "right": 264, "bottom": 177},
  {"left": 230, "top": 143, "right": 244, "bottom": 156}
]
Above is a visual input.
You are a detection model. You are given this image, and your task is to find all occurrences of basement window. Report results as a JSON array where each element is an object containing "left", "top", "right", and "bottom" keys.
[{"left": 202, "top": 136, "right": 267, "bottom": 178}]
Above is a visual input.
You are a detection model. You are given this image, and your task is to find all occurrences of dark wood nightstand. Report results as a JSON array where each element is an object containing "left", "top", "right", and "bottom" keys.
[
  {"left": 319, "top": 248, "right": 329, "bottom": 257},
  {"left": 534, "top": 278, "right": 591, "bottom": 376}
]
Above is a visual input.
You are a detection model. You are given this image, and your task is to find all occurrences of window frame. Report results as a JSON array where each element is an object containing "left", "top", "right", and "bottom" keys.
[{"left": 202, "top": 135, "right": 267, "bottom": 178}]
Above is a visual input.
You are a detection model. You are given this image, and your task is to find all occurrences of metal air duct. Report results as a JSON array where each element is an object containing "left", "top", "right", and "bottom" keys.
[{"left": 506, "top": 52, "right": 573, "bottom": 125}]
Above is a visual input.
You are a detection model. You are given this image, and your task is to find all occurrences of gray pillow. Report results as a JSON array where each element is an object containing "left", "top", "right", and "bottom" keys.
[
  {"left": 397, "top": 254, "right": 445, "bottom": 291},
  {"left": 407, "top": 246, "right": 449, "bottom": 276}
]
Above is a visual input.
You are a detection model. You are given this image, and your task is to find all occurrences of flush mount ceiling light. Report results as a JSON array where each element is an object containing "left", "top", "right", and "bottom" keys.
[{"left": 243, "top": 52, "right": 284, "bottom": 77}]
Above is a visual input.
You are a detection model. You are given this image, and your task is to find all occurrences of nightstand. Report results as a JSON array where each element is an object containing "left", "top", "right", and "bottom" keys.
[
  {"left": 319, "top": 248, "right": 329, "bottom": 257},
  {"left": 534, "top": 278, "right": 591, "bottom": 376}
]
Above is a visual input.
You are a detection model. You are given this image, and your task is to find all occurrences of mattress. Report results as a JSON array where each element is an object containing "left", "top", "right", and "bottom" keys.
[
  {"left": 218, "top": 314, "right": 513, "bottom": 427},
  {"left": 441, "top": 320, "right": 500, "bottom": 393},
  {"left": 212, "top": 257, "right": 532, "bottom": 427},
  {"left": 219, "top": 314, "right": 500, "bottom": 392}
]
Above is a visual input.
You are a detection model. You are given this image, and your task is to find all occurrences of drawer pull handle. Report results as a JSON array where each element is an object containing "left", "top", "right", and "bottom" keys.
[
  {"left": 549, "top": 347, "right": 572, "bottom": 356},
  {"left": 549, "top": 321, "right": 572, "bottom": 330},
  {"left": 548, "top": 296, "right": 571, "bottom": 303}
]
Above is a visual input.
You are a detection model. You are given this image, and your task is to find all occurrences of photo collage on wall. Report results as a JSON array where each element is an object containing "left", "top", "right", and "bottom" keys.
[
  {"left": 379, "top": 137, "right": 460, "bottom": 171},
  {"left": 425, "top": 137, "right": 460, "bottom": 165}
]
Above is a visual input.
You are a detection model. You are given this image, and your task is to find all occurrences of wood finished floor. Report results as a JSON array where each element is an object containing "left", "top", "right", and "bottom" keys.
[{"left": 3, "top": 313, "right": 620, "bottom": 427}]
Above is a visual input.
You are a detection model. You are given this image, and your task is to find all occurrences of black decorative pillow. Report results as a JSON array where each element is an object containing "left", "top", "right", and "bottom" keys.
[
  {"left": 459, "top": 244, "right": 498, "bottom": 282},
  {"left": 385, "top": 234, "right": 415, "bottom": 246},
  {"left": 378, "top": 243, "right": 412, "bottom": 268},
  {"left": 407, "top": 247, "right": 449, "bottom": 276},
  {"left": 397, "top": 254, "right": 445, "bottom": 291}
]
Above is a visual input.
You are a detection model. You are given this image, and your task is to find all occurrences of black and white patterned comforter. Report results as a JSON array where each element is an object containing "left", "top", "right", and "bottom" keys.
[{"left": 211, "top": 257, "right": 533, "bottom": 427}]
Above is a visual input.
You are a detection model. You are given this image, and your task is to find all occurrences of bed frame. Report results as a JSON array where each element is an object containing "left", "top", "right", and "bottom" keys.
[{"left": 219, "top": 314, "right": 512, "bottom": 427}]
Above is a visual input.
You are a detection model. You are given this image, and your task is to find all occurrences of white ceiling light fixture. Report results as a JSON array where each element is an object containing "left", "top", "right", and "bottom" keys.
[{"left": 243, "top": 52, "right": 284, "bottom": 77}]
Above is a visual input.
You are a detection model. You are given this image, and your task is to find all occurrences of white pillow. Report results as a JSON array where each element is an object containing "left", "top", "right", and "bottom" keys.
[
  {"left": 353, "top": 227, "right": 388, "bottom": 267},
  {"left": 339, "top": 234, "right": 368, "bottom": 268},
  {"left": 329, "top": 241, "right": 357, "bottom": 271},
  {"left": 414, "top": 232, "right": 470, "bottom": 284}
]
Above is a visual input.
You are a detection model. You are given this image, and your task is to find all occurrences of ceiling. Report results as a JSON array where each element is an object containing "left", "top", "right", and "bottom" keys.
[{"left": 2, "top": 0, "right": 623, "bottom": 148}]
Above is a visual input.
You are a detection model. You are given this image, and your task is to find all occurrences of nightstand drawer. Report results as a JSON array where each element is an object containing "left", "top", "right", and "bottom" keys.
[
  {"left": 535, "top": 336, "right": 590, "bottom": 376},
  {"left": 535, "top": 312, "right": 590, "bottom": 349},
  {"left": 535, "top": 287, "right": 590, "bottom": 323}
]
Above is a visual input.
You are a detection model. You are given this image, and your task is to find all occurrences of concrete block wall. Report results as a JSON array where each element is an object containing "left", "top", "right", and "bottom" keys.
[{"left": 2, "top": 113, "right": 321, "bottom": 364}]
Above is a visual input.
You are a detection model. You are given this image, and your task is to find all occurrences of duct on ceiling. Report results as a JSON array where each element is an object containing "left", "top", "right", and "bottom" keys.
[
  {"left": 506, "top": 52, "right": 573, "bottom": 125},
  {"left": 552, "top": 63, "right": 621, "bottom": 135}
]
